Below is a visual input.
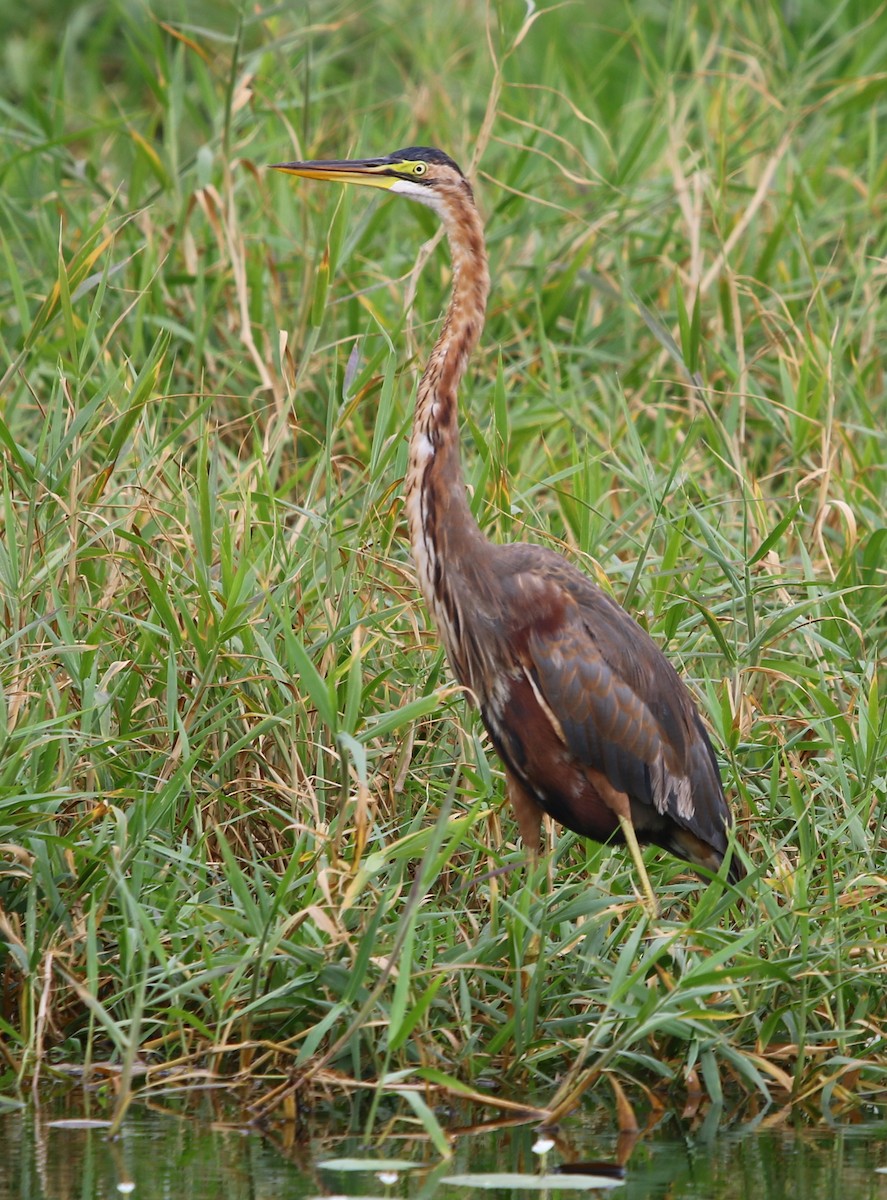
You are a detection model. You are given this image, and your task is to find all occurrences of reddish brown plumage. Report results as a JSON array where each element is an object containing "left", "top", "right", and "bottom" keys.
[{"left": 278, "top": 147, "right": 744, "bottom": 895}]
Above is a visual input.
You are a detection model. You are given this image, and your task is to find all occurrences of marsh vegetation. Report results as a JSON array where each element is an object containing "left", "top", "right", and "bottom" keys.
[{"left": 0, "top": 0, "right": 885, "bottom": 1143}]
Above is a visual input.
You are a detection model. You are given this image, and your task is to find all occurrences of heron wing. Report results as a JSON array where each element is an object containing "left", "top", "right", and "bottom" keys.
[{"left": 521, "top": 571, "right": 715, "bottom": 828}]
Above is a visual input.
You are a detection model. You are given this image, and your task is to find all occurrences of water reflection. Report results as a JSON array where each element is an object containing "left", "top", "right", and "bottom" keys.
[
  {"left": 0, "top": 1096, "right": 885, "bottom": 1200},
  {"left": 0, "top": 1100, "right": 312, "bottom": 1200}
]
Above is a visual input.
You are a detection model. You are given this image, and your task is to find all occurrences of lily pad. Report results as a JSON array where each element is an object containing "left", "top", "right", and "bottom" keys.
[
  {"left": 318, "top": 1157, "right": 421, "bottom": 1172},
  {"left": 442, "top": 1172, "right": 624, "bottom": 1190},
  {"left": 47, "top": 1119, "right": 114, "bottom": 1130}
]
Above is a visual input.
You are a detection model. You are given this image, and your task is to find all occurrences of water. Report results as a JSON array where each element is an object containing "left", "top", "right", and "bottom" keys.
[{"left": 1, "top": 1096, "right": 885, "bottom": 1198}]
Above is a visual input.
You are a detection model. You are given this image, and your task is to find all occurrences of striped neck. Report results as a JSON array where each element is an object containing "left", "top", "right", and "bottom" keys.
[{"left": 404, "top": 181, "right": 491, "bottom": 627}]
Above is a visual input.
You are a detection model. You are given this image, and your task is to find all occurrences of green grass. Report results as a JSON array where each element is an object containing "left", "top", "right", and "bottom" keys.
[{"left": 1, "top": 0, "right": 885, "bottom": 1138}]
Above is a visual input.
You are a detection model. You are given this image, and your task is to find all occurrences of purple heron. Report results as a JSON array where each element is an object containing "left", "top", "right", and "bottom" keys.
[{"left": 273, "top": 147, "right": 744, "bottom": 910}]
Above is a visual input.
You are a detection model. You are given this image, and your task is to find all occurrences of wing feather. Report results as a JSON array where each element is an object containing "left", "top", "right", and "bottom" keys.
[{"left": 518, "top": 561, "right": 719, "bottom": 833}]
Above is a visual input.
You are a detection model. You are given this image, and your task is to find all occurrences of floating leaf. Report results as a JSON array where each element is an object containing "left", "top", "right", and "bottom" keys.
[
  {"left": 47, "top": 1119, "right": 114, "bottom": 1129},
  {"left": 318, "top": 1158, "right": 421, "bottom": 1172},
  {"left": 441, "top": 1172, "right": 624, "bottom": 1190}
]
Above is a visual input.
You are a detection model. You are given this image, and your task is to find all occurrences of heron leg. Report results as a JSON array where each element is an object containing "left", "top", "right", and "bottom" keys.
[
  {"left": 505, "top": 767, "right": 543, "bottom": 860},
  {"left": 617, "top": 814, "right": 659, "bottom": 918}
]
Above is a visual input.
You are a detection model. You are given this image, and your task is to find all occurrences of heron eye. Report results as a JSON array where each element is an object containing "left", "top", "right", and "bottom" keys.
[{"left": 412, "top": 162, "right": 427, "bottom": 176}]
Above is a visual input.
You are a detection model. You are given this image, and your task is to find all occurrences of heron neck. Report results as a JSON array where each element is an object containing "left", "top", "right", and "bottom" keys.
[{"left": 404, "top": 186, "right": 491, "bottom": 619}]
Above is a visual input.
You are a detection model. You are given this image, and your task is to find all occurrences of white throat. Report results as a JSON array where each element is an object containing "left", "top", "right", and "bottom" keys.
[{"left": 390, "top": 177, "right": 445, "bottom": 214}]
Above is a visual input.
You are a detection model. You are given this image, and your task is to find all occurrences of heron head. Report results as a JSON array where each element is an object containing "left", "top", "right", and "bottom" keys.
[{"left": 271, "top": 146, "right": 470, "bottom": 216}]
